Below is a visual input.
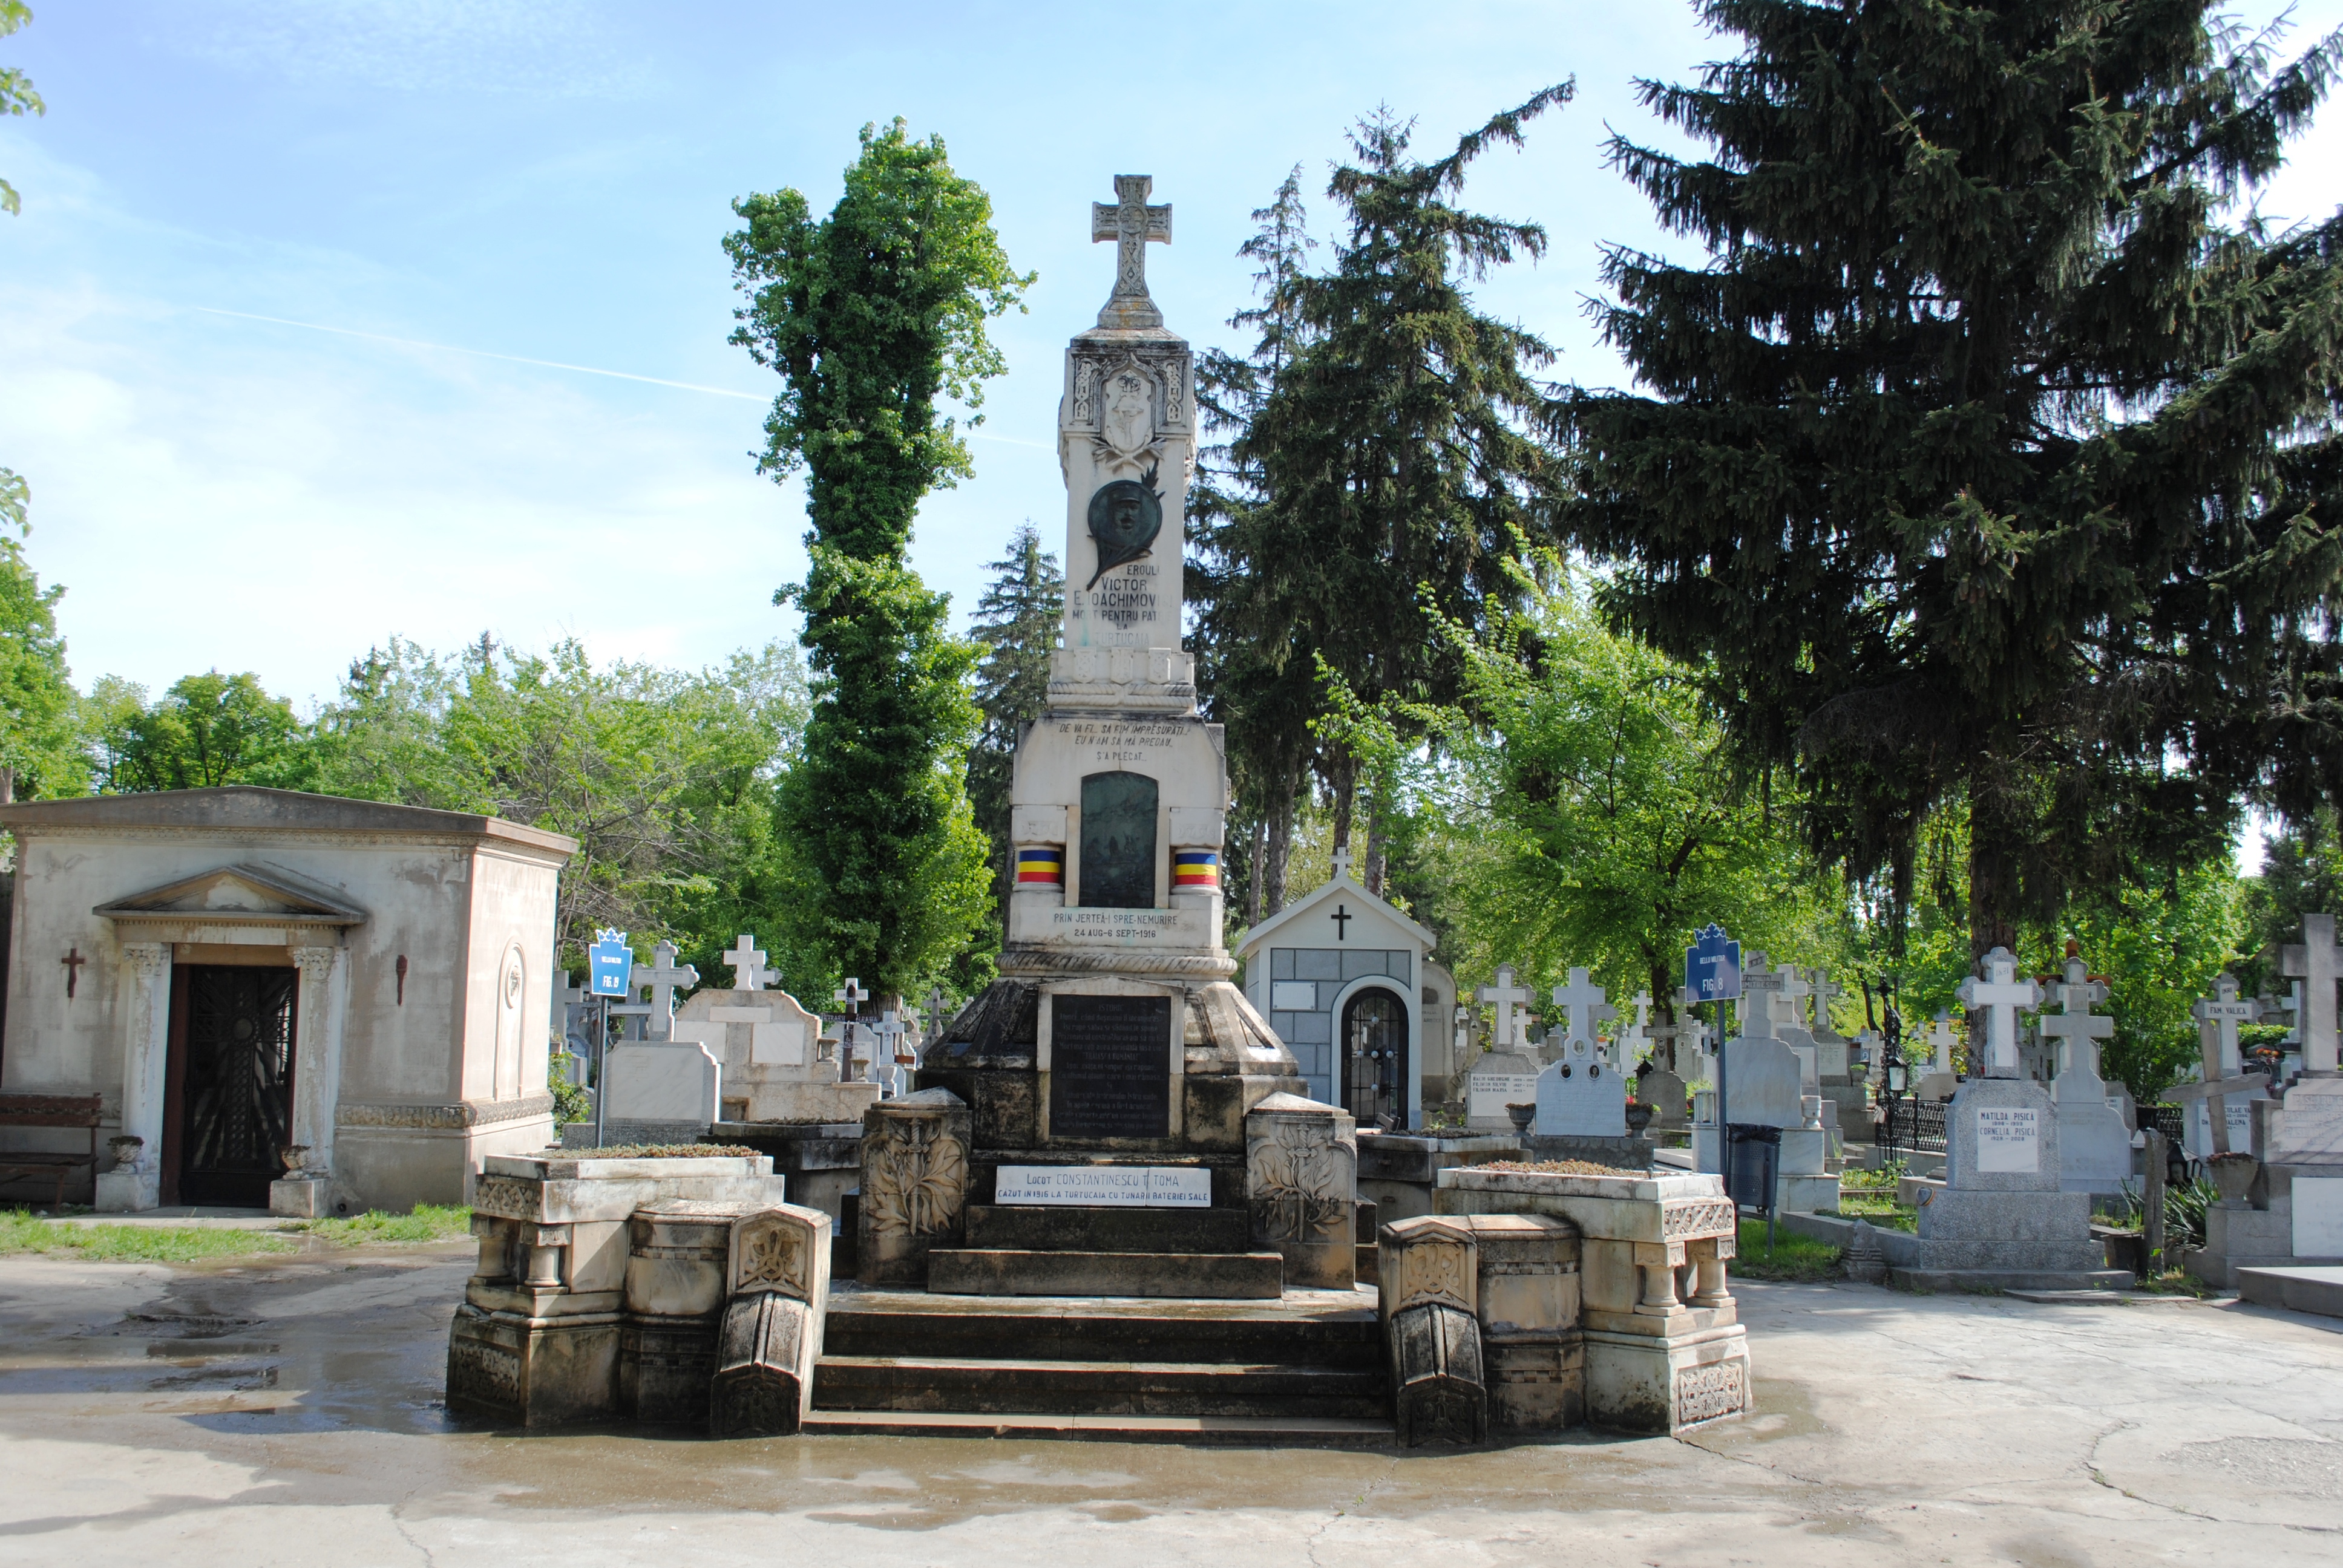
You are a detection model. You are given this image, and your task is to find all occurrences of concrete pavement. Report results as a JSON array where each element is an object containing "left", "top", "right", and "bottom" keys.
[{"left": 1, "top": 1241, "right": 2338, "bottom": 1566}]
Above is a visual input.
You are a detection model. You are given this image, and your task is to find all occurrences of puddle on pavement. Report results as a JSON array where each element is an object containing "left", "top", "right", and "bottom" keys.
[{"left": 3, "top": 1246, "right": 1811, "bottom": 1527}]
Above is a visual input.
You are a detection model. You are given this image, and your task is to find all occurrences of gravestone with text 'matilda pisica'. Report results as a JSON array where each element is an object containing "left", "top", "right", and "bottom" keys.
[{"left": 898, "top": 177, "right": 1331, "bottom": 1301}]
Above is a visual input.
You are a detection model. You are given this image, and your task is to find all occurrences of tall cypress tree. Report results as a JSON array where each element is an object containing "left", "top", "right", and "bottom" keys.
[
  {"left": 967, "top": 522, "right": 1063, "bottom": 912},
  {"left": 726, "top": 119, "right": 1032, "bottom": 996},
  {"left": 1565, "top": 2, "right": 2343, "bottom": 960}
]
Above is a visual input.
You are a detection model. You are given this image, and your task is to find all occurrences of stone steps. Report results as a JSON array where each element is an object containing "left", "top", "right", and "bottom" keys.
[
  {"left": 810, "top": 1289, "right": 1392, "bottom": 1439},
  {"left": 824, "top": 1291, "right": 1384, "bottom": 1368},
  {"left": 798, "top": 1408, "right": 1397, "bottom": 1444},
  {"left": 811, "top": 1354, "right": 1386, "bottom": 1419},
  {"left": 926, "top": 1248, "right": 1285, "bottom": 1298},
  {"left": 963, "top": 1203, "right": 1252, "bottom": 1253}
]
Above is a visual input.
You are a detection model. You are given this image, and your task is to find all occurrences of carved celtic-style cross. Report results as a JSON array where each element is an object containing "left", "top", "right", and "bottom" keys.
[{"left": 1092, "top": 174, "right": 1172, "bottom": 329}]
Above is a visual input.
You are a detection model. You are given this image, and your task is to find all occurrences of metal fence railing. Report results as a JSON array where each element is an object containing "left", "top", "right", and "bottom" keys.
[{"left": 1878, "top": 1096, "right": 1948, "bottom": 1161}]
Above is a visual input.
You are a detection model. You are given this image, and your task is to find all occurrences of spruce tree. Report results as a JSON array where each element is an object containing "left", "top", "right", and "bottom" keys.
[
  {"left": 1199, "top": 90, "right": 1571, "bottom": 899},
  {"left": 1565, "top": 2, "right": 2343, "bottom": 959},
  {"left": 967, "top": 522, "right": 1063, "bottom": 911},
  {"left": 726, "top": 119, "right": 1032, "bottom": 996}
]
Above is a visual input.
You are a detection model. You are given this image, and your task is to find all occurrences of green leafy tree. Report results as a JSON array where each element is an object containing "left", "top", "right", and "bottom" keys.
[
  {"left": 1202, "top": 90, "right": 1572, "bottom": 897},
  {"left": 1, "top": 0, "right": 44, "bottom": 218},
  {"left": 966, "top": 522, "right": 1062, "bottom": 912},
  {"left": 307, "top": 636, "right": 812, "bottom": 985},
  {"left": 726, "top": 119, "right": 1030, "bottom": 998},
  {"left": 1360, "top": 552, "right": 1828, "bottom": 1018},
  {"left": 89, "top": 671, "right": 306, "bottom": 794},
  {"left": 0, "top": 478, "right": 79, "bottom": 799},
  {"left": 1563, "top": 2, "right": 2343, "bottom": 962},
  {"left": 1194, "top": 168, "right": 1322, "bottom": 923}
]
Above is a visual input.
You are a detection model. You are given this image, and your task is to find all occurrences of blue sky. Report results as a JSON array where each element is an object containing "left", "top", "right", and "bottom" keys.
[{"left": 2, "top": 0, "right": 2339, "bottom": 735}]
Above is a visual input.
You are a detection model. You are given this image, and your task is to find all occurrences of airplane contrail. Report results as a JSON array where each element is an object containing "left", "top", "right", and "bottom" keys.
[{"left": 189, "top": 304, "right": 1056, "bottom": 448}]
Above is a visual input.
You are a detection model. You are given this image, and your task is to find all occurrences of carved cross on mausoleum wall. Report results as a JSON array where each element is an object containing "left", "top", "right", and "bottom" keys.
[{"left": 1092, "top": 174, "right": 1172, "bottom": 330}]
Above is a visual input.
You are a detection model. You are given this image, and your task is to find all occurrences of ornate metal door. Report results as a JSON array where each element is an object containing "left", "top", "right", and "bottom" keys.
[
  {"left": 1340, "top": 988, "right": 1407, "bottom": 1128},
  {"left": 178, "top": 966, "right": 297, "bottom": 1207}
]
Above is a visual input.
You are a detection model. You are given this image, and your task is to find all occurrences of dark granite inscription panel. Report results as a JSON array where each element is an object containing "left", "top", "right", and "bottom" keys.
[
  {"left": 1049, "top": 994, "right": 1172, "bottom": 1138},
  {"left": 1079, "top": 769, "right": 1159, "bottom": 909}
]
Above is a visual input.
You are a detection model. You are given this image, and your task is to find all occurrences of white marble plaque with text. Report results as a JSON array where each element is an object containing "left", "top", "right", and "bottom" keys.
[
  {"left": 1976, "top": 1106, "right": 2041, "bottom": 1173},
  {"left": 1468, "top": 1072, "right": 1539, "bottom": 1123},
  {"left": 995, "top": 1165, "right": 1211, "bottom": 1207}
]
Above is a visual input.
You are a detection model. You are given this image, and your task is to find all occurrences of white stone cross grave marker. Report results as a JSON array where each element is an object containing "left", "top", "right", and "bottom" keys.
[
  {"left": 1738, "top": 954, "right": 1785, "bottom": 1040},
  {"left": 2040, "top": 950, "right": 2115, "bottom": 1098},
  {"left": 1476, "top": 965, "right": 1534, "bottom": 1057},
  {"left": 1776, "top": 964, "right": 1815, "bottom": 1032},
  {"left": 1550, "top": 968, "right": 1617, "bottom": 1062},
  {"left": 871, "top": 1010, "right": 908, "bottom": 1097},
  {"left": 1925, "top": 1010, "right": 1958, "bottom": 1074},
  {"left": 721, "top": 935, "right": 770, "bottom": 993},
  {"left": 2282, "top": 913, "right": 2343, "bottom": 1074},
  {"left": 2189, "top": 972, "right": 2263, "bottom": 1157},
  {"left": 628, "top": 941, "right": 700, "bottom": 1042},
  {"left": 1619, "top": 990, "right": 1653, "bottom": 1070},
  {"left": 1809, "top": 969, "right": 1846, "bottom": 1038},
  {"left": 1957, "top": 947, "right": 2042, "bottom": 1079}
]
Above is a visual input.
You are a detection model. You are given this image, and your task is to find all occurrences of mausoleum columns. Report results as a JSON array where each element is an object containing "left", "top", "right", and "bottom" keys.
[
  {"left": 289, "top": 946, "right": 349, "bottom": 1180},
  {"left": 104, "top": 942, "right": 172, "bottom": 1211}
]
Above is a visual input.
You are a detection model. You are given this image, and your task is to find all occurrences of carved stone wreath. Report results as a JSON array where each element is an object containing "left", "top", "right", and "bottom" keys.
[{"left": 863, "top": 1116, "right": 968, "bottom": 1238}]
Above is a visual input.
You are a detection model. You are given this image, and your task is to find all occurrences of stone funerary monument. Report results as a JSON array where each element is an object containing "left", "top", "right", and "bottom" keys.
[{"left": 908, "top": 175, "right": 1340, "bottom": 1301}]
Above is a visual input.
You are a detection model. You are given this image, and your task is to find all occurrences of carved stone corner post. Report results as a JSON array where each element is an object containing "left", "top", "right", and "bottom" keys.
[
  {"left": 858, "top": 1088, "right": 971, "bottom": 1287},
  {"left": 710, "top": 1203, "right": 833, "bottom": 1438},
  {"left": 1380, "top": 1215, "right": 1487, "bottom": 1446},
  {"left": 1245, "top": 1091, "right": 1356, "bottom": 1289},
  {"left": 97, "top": 942, "right": 172, "bottom": 1212}
]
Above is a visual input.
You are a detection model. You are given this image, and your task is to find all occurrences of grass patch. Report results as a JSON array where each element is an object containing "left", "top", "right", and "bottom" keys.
[
  {"left": 2136, "top": 1266, "right": 2223, "bottom": 1298},
  {"left": 0, "top": 1209, "right": 298, "bottom": 1263},
  {"left": 1830, "top": 1194, "right": 1919, "bottom": 1233},
  {"left": 289, "top": 1203, "right": 471, "bottom": 1245},
  {"left": 1732, "top": 1218, "right": 1846, "bottom": 1282}
]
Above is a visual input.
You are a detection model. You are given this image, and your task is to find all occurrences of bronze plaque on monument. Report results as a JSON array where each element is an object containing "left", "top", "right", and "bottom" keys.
[{"left": 1049, "top": 994, "right": 1172, "bottom": 1138}]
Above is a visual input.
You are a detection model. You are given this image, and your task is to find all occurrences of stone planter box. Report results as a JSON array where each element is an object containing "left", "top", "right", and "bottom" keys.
[
  {"left": 447, "top": 1152, "right": 790, "bottom": 1426},
  {"left": 1356, "top": 1131, "right": 1521, "bottom": 1223},
  {"left": 1426, "top": 1165, "right": 1751, "bottom": 1436}
]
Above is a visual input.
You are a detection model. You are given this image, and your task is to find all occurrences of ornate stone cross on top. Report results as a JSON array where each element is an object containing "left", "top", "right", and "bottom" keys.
[
  {"left": 2039, "top": 944, "right": 2115, "bottom": 1097},
  {"left": 2281, "top": 913, "right": 2343, "bottom": 1074},
  {"left": 722, "top": 934, "right": 770, "bottom": 993},
  {"left": 1549, "top": 968, "right": 1616, "bottom": 1060},
  {"left": 1476, "top": 964, "right": 1534, "bottom": 1056},
  {"left": 1092, "top": 174, "right": 1172, "bottom": 330},
  {"left": 628, "top": 941, "right": 700, "bottom": 1042},
  {"left": 1957, "top": 946, "right": 2041, "bottom": 1079}
]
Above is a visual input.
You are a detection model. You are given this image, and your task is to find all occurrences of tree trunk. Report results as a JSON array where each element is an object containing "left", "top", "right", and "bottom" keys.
[
  {"left": 1264, "top": 766, "right": 1296, "bottom": 915},
  {"left": 1363, "top": 788, "right": 1388, "bottom": 897},
  {"left": 1967, "top": 773, "right": 2022, "bottom": 962},
  {"left": 1247, "top": 814, "right": 1267, "bottom": 926}
]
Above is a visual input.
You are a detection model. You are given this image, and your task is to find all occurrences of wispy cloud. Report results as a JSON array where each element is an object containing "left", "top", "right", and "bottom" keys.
[{"left": 156, "top": 0, "right": 650, "bottom": 100}]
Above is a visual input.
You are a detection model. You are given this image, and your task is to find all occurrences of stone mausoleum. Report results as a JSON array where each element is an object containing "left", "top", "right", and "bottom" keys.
[
  {"left": 0, "top": 787, "right": 572, "bottom": 1215},
  {"left": 1236, "top": 853, "right": 1457, "bottom": 1128}
]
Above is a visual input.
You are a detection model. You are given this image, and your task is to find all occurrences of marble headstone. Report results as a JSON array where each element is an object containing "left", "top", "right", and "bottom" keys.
[{"left": 602, "top": 1041, "right": 722, "bottom": 1137}]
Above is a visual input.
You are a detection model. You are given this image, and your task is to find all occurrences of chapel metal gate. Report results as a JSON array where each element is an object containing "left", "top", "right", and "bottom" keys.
[
  {"left": 175, "top": 965, "right": 298, "bottom": 1207},
  {"left": 1341, "top": 988, "right": 1407, "bottom": 1129}
]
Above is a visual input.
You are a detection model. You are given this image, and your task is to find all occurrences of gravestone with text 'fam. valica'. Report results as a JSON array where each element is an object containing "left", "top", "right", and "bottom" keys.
[{"left": 900, "top": 177, "right": 1331, "bottom": 1300}]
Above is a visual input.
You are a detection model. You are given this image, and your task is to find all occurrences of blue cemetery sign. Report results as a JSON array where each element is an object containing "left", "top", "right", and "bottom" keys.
[
  {"left": 588, "top": 930, "right": 635, "bottom": 998},
  {"left": 1687, "top": 924, "right": 1742, "bottom": 1002}
]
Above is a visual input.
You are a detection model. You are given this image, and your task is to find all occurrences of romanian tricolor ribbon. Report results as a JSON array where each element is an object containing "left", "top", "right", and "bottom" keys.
[
  {"left": 1016, "top": 846, "right": 1064, "bottom": 884},
  {"left": 1172, "top": 850, "right": 1219, "bottom": 889}
]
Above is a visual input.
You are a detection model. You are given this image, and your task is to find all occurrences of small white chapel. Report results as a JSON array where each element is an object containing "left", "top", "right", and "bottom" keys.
[
  {"left": 1236, "top": 852, "right": 1457, "bottom": 1128},
  {"left": 0, "top": 787, "right": 573, "bottom": 1215}
]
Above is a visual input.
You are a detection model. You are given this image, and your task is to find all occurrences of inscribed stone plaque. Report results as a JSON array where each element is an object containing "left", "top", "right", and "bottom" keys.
[
  {"left": 1468, "top": 1072, "right": 1539, "bottom": 1122},
  {"left": 1050, "top": 993, "right": 1171, "bottom": 1138},
  {"left": 1271, "top": 981, "right": 1318, "bottom": 1011},
  {"left": 1975, "top": 1106, "right": 2041, "bottom": 1173},
  {"left": 1079, "top": 771, "right": 1159, "bottom": 909},
  {"left": 994, "top": 1166, "right": 1210, "bottom": 1206}
]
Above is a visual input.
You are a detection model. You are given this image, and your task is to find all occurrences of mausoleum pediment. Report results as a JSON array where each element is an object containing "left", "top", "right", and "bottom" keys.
[{"left": 95, "top": 863, "right": 369, "bottom": 927}]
